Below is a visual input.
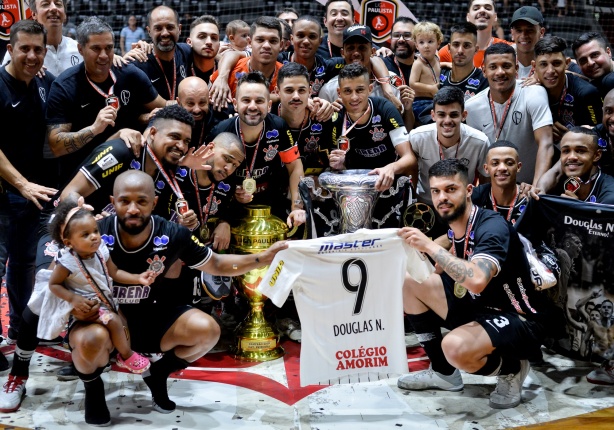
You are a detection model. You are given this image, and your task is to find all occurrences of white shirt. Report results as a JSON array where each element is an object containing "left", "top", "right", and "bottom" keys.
[
  {"left": 465, "top": 81, "right": 552, "bottom": 184},
  {"left": 410, "top": 123, "right": 490, "bottom": 205},
  {"left": 258, "top": 229, "right": 433, "bottom": 386},
  {"left": 3, "top": 35, "right": 82, "bottom": 77}
]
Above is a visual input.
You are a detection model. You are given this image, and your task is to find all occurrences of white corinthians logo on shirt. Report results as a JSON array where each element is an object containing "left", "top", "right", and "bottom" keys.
[{"left": 318, "top": 238, "right": 382, "bottom": 254}]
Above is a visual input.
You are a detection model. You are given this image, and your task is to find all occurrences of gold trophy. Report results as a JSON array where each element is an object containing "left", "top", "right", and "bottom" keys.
[{"left": 230, "top": 205, "right": 293, "bottom": 361}]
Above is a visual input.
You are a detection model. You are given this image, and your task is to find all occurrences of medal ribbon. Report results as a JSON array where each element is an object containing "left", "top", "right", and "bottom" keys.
[
  {"left": 154, "top": 53, "right": 177, "bottom": 100},
  {"left": 450, "top": 205, "right": 478, "bottom": 260},
  {"left": 489, "top": 88, "right": 515, "bottom": 141},
  {"left": 340, "top": 103, "right": 372, "bottom": 149},
  {"left": 71, "top": 249, "right": 117, "bottom": 313},
  {"left": 238, "top": 120, "right": 265, "bottom": 179},
  {"left": 278, "top": 105, "right": 309, "bottom": 145},
  {"left": 557, "top": 75, "right": 568, "bottom": 124},
  {"left": 393, "top": 57, "right": 406, "bottom": 85},
  {"left": 191, "top": 169, "right": 215, "bottom": 228},
  {"left": 86, "top": 69, "right": 116, "bottom": 99},
  {"left": 490, "top": 184, "right": 518, "bottom": 222},
  {"left": 438, "top": 138, "right": 461, "bottom": 161},
  {"left": 145, "top": 144, "right": 184, "bottom": 199},
  {"left": 419, "top": 56, "right": 438, "bottom": 83}
]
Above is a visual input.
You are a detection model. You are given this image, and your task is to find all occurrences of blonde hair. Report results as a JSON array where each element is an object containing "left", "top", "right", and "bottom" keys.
[
  {"left": 412, "top": 21, "right": 443, "bottom": 45},
  {"left": 226, "top": 19, "right": 249, "bottom": 36}
]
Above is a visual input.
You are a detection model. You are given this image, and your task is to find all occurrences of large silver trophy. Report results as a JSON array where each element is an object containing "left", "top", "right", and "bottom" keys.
[{"left": 318, "top": 169, "right": 412, "bottom": 233}]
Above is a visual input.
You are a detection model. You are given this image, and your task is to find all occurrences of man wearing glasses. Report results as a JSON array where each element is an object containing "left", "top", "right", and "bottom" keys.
[{"left": 381, "top": 17, "right": 416, "bottom": 88}]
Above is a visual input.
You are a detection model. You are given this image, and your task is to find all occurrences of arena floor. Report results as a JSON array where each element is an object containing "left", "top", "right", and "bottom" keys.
[{"left": 0, "top": 288, "right": 613, "bottom": 429}]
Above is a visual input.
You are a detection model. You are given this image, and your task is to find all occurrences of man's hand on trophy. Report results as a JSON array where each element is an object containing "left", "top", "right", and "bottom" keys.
[
  {"left": 398, "top": 227, "right": 435, "bottom": 254},
  {"left": 287, "top": 209, "right": 306, "bottom": 228},
  {"left": 257, "top": 240, "right": 289, "bottom": 265},
  {"left": 369, "top": 164, "right": 395, "bottom": 191}
]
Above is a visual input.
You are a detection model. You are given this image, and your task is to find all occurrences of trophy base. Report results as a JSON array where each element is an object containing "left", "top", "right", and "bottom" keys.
[{"left": 232, "top": 320, "right": 285, "bottom": 362}]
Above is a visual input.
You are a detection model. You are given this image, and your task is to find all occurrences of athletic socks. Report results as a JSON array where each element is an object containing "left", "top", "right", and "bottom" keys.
[
  {"left": 12, "top": 308, "right": 41, "bottom": 378},
  {"left": 407, "top": 310, "right": 457, "bottom": 376},
  {"left": 472, "top": 353, "right": 503, "bottom": 377},
  {"left": 76, "top": 367, "right": 110, "bottom": 426},
  {"left": 499, "top": 357, "right": 521, "bottom": 376},
  {"left": 143, "top": 350, "right": 190, "bottom": 413}
]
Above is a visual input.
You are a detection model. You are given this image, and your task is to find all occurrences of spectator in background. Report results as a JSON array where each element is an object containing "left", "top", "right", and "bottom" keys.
[
  {"left": 276, "top": 7, "right": 299, "bottom": 28},
  {"left": 279, "top": 19, "right": 292, "bottom": 53},
  {"left": 120, "top": 15, "right": 146, "bottom": 56},
  {"left": 2, "top": 0, "right": 82, "bottom": 76},
  {"left": 439, "top": 0, "right": 507, "bottom": 68},
  {"left": 317, "top": 0, "right": 355, "bottom": 59}
]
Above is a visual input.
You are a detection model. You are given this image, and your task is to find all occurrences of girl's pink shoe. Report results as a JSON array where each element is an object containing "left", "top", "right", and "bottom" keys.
[{"left": 116, "top": 352, "right": 151, "bottom": 374}]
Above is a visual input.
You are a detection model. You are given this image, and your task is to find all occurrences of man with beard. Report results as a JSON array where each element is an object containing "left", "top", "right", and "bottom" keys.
[
  {"left": 382, "top": 17, "right": 416, "bottom": 88},
  {"left": 210, "top": 17, "right": 284, "bottom": 107},
  {"left": 397, "top": 158, "right": 564, "bottom": 409},
  {"left": 186, "top": 15, "right": 220, "bottom": 84},
  {"left": 2, "top": 0, "right": 82, "bottom": 76},
  {"left": 471, "top": 141, "right": 527, "bottom": 224},
  {"left": 317, "top": 0, "right": 355, "bottom": 59},
  {"left": 532, "top": 36, "right": 601, "bottom": 144},
  {"left": 539, "top": 127, "right": 614, "bottom": 204},
  {"left": 465, "top": 43, "right": 553, "bottom": 185},
  {"left": 572, "top": 32, "right": 614, "bottom": 98},
  {"left": 68, "top": 170, "right": 287, "bottom": 425},
  {"left": 131, "top": 5, "right": 191, "bottom": 101},
  {"left": 209, "top": 71, "right": 306, "bottom": 228},
  {"left": 410, "top": 87, "right": 489, "bottom": 236},
  {"left": 176, "top": 77, "right": 227, "bottom": 149},
  {"left": 0, "top": 105, "right": 215, "bottom": 412},
  {"left": 440, "top": 22, "right": 489, "bottom": 100},
  {"left": 46, "top": 17, "right": 166, "bottom": 189},
  {"left": 594, "top": 88, "right": 614, "bottom": 174},
  {"left": 439, "top": 0, "right": 508, "bottom": 67}
]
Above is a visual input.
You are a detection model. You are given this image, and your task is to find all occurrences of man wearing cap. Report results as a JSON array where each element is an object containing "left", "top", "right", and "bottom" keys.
[
  {"left": 510, "top": 6, "right": 546, "bottom": 79},
  {"left": 318, "top": 25, "right": 413, "bottom": 127}
]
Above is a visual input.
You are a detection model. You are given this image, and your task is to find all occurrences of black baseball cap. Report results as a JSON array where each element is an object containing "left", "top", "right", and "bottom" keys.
[
  {"left": 343, "top": 25, "right": 372, "bottom": 44},
  {"left": 510, "top": 6, "right": 544, "bottom": 27}
]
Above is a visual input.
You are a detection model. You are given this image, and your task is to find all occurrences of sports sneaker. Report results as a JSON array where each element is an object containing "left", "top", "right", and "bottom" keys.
[
  {"left": 4, "top": 337, "right": 17, "bottom": 346},
  {"left": 586, "top": 361, "right": 614, "bottom": 385},
  {"left": 489, "top": 359, "right": 530, "bottom": 409},
  {"left": 116, "top": 352, "right": 150, "bottom": 374},
  {"left": 276, "top": 318, "right": 302, "bottom": 342},
  {"left": 200, "top": 273, "right": 232, "bottom": 301},
  {"left": 397, "top": 366, "right": 464, "bottom": 391},
  {"left": 0, "top": 375, "right": 27, "bottom": 413}
]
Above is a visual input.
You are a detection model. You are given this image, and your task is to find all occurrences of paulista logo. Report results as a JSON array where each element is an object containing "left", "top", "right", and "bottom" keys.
[
  {"left": 0, "top": 0, "right": 31, "bottom": 41},
  {"left": 361, "top": 0, "right": 398, "bottom": 44}
]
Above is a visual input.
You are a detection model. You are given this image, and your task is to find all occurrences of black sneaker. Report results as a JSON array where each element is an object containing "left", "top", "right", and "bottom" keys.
[
  {"left": 200, "top": 272, "right": 232, "bottom": 300},
  {"left": 39, "top": 336, "right": 63, "bottom": 346}
]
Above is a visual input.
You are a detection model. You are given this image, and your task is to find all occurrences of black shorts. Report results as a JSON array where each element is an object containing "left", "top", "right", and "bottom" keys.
[
  {"left": 441, "top": 274, "right": 545, "bottom": 361},
  {"left": 123, "top": 304, "right": 193, "bottom": 353}
]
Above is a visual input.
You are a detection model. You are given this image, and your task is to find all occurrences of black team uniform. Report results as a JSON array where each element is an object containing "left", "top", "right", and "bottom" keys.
[
  {"left": 471, "top": 184, "right": 527, "bottom": 225},
  {"left": 132, "top": 44, "right": 191, "bottom": 101},
  {"left": 440, "top": 67, "right": 489, "bottom": 100}
]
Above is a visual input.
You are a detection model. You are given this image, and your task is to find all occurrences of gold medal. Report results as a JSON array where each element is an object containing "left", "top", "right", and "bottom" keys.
[
  {"left": 200, "top": 225, "right": 210, "bottom": 241},
  {"left": 175, "top": 198, "right": 189, "bottom": 215},
  {"left": 337, "top": 137, "right": 350, "bottom": 152},
  {"left": 454, "top": 282, "right": 467, "bottom": 298},
  {"left": 243, "top": 177, "right": 257, "bottom": 194}
]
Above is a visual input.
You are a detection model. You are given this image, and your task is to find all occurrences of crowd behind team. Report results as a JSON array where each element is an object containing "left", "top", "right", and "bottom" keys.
[{"left": 1, "top": 0, "right": 614, "bottom": 425}]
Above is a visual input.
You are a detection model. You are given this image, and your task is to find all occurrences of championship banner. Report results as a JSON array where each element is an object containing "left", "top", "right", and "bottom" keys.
[
  {"left": 516, "top": 195, "right": 614, "bottom": 362},
  {"left": 315, "top": 0, "right": 417, "bottom": 44},
  {"left": 0, "top": 0, "right": 31, "bottom": 58}
]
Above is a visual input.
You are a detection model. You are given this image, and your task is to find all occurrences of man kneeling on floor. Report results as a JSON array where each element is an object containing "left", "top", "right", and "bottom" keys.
[{"left": 397, "top": 159, "right": 564, "bottom": 409}]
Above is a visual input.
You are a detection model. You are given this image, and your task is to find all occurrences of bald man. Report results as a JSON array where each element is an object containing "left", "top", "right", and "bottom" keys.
[
  {"left": 65, "top": 170, "right": 287, "bottom": 425},
  {"left": 177, "top": 76, "right": 228, "bottom": 148}
]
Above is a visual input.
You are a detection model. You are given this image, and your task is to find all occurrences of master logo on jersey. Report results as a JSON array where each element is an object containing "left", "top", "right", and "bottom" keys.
[
  {"left": 372, "top": 115, "right": 381, "bottom": 123},
  {"left": 177, "top": 167, "right": 188, "bottom": 178},
  {"left": 153, "top": 235, "right": 169, "bottom": 251},
  {"left": 218, "top": 181, "right": 231, "bottom": 192},
  {"left": 130, "top": 159, "right": 141, "bottom": 169},
  {"left": 361, "top": 0, "right": 398, "bottom": 44},
  {"left": 101, "top": 234, "right": 115, "bottom": 246},
  {"left": 266, "top": 129, "right": 279, "bottom": 139},
  {"left": 263, "top": 144, "right": 279, "bottom": 161}
]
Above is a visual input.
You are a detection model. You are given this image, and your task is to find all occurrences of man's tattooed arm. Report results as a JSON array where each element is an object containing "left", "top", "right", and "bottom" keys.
[
  {"left": 432, "top": 249, "right": 498, "bottom": 293},
  {"left": 48, "top": 124, "right": 95, "bottom": 157}
]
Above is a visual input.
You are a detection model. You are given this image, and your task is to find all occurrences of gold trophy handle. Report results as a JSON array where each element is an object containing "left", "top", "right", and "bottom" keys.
[{"left": 287, "top": 224, "right": 300, "bottom": 237}]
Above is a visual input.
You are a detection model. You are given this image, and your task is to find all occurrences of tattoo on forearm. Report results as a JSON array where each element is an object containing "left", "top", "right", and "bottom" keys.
[
  {"left": 433, "top": 249, "right": 474, "bottom": 283},
  {"left": 475, "top": 258, "right": 496, "bottom": 283},
  {"left": 48, "top": 124, "right": 94, "bottom": 154}
]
